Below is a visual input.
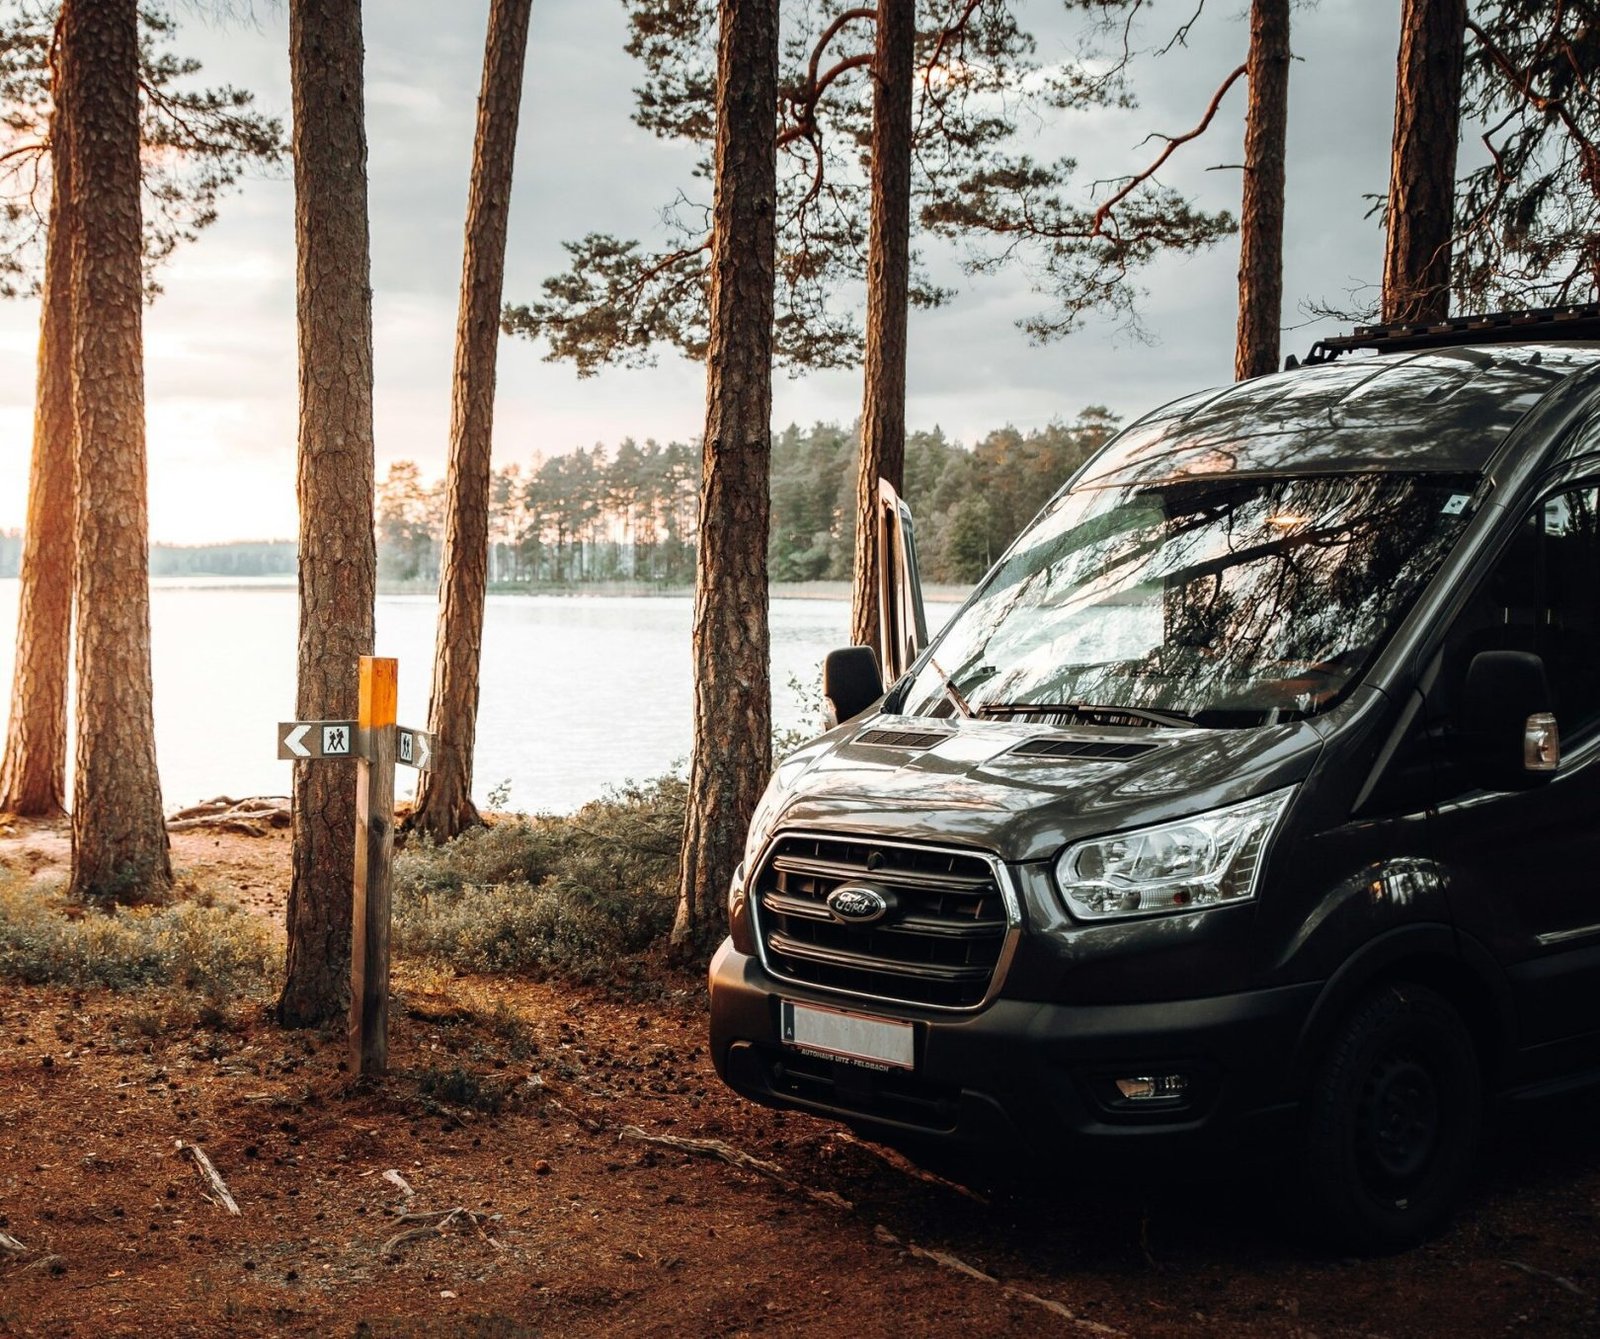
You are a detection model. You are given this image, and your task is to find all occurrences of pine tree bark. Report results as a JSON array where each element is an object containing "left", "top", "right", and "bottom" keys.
[
  {"left": 280, "top": 0, "right": 377, "bottom": 1026},
  {"left": 60, "top": 0, "right": 170, "bottom": 900},
  {"left": 1382, "top": 0, "right": 1466, "bottom": 325},
  {"left": 848, "top": 0, "right": 914, "bottom": 651},
  {"left": 0, "top": 75, "right": 74, "bottom": 819},
  {"left": 410, "top": 0, "right": 532, "bottom": 844},
  {"left": 672, "top": 0, "right": 779, "bottom": 954},
  {"left": 1234, "top": 0, "right": 1290, "bottom": 381}
]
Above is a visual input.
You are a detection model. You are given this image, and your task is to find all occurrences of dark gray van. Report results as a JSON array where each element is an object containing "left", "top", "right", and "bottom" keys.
[{"left": 708, "top": 308, "right": 1600, "bottom": 1251}]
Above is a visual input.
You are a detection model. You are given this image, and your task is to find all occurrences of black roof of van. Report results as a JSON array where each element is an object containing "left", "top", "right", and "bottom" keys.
[{"left": 1080, "top": 344, "right": 1600, "bottom": 489}]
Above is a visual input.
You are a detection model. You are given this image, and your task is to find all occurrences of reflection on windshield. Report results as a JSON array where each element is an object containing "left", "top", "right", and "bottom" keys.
[{"left": 901, "top": 472, "right": 1478, "bottom": 728}]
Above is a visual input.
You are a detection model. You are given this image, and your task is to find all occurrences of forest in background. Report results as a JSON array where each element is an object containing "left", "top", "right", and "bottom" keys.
[
  {"left": 0, "top": 408, "right": 1115, "bottom": 588},
  {"left": 376, "top": 407, "right": 1118, "bottom": 589}
]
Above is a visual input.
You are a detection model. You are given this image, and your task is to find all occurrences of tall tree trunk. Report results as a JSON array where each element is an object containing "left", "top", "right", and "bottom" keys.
[
  {"left": 672, "top": 0, "right": 779, "bottom": 954},
  {"left": 60, "top": 0, "right": 170, "bottom": 900},
  {"left": 0, "top": 76, "right": 74, "bottom": 819},
  {"left": 1234, "top": 0, "right": 1290, "bottom": 380},
  {"left": 848, "top": 0, "right": 914, "bottom": 652},
  {"left": 280, "top": 0, "right": 377, "bottom": 1026},
  {"left": 410, "top": 0, "right": 532, "bottom": 843},
  {"left": 1382, "top": 0, "right": 1466, "bottom": 325}
]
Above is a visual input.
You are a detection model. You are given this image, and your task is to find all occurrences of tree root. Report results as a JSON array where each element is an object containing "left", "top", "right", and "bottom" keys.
[
  {"left": 167, "top": 796, "right": 290, "bottom": 834},
  {"left": 618, "top": 1124, "right": 854, "bottom": 1212},
  {"left": 381, "top": 1207, "right": 503, "bottom": 1259},
  {"left": 874, "top": 1225, "right": 1124, "bottom": 1336}
]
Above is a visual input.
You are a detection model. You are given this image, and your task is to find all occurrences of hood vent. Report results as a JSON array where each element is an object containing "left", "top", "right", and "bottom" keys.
[
  {"left": 855, "top": 728, "right": 953, "bottom": 751},
  {"left": 1009, "top": 738, "right": 1159, "bottom": 762}
]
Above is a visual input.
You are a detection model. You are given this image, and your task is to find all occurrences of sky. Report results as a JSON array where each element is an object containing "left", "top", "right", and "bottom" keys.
[{"left": 0, "top": 0, "right": 1407, "bottom": 545}]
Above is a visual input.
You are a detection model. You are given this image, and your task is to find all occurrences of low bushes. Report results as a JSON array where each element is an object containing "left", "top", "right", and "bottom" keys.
[
  {"left": 392, "top": 775, "right": 684, "bottom": 982},
  {"left": 0, "top": 872, "right": 278, "bottom": 998}
]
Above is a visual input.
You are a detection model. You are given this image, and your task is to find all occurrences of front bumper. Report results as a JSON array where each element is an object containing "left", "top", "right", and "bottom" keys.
[{"left": 709, "top": 939, "right": 1320, "bottom": 1163}]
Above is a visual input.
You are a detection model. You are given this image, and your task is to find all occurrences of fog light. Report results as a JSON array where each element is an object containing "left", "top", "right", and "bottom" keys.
[{"left": 1114, "top": 1073, "right": 1189, "bottom": 1102}]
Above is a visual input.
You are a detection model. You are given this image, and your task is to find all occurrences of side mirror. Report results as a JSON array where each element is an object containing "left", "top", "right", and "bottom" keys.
[
  {"left": 1461, "top": 650, "right": 1560, "bottom": 790},
  {"left": 822, "top": 646, "right": 884, "bottom": 728}
]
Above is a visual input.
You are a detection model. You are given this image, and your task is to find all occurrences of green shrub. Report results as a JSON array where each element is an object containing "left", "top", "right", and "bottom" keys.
[
  {"left": 0, "top": 873, "right": 277, "bottom": 997},
  {"left": 393, "top": 774, "right": 684, "bottom": 981}
]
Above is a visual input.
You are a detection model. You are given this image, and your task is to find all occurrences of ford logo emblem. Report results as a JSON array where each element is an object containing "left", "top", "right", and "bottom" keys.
[{"left": 827, "top": 882, "right": 894, "bottom": 925}]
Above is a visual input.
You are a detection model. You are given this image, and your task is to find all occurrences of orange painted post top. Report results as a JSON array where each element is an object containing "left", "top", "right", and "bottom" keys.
[{"left": 358, "top": 656, "right": 398, "bottom": 729}]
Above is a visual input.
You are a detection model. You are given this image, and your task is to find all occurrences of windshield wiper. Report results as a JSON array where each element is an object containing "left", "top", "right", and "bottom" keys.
[
  {"left": 928, "top": 657, "right": 976, "bottom": 718},
  {"left": 979, "top": 702, "right": 1197, "bottom": 730}
]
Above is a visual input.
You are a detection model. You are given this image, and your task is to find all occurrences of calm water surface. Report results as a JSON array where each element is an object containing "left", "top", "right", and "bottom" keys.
[{"left": 0, "top": 578, "right": 958, "bottom": 812}]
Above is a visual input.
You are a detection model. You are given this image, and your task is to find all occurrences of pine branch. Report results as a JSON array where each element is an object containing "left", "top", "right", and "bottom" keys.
[{"left": 1090, "top": 61, "right": 1246, "bottom": 239}]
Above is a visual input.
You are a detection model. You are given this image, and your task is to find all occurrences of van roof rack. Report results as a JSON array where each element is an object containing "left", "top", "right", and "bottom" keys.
[{"left": 1299, "top": 303, "right": 1600, "bottom": 366}]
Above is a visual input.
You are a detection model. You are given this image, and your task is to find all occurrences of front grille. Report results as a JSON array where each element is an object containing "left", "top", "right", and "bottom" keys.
[{"left": 754, "top": 834, "right": 1010, "bottom": 1009}]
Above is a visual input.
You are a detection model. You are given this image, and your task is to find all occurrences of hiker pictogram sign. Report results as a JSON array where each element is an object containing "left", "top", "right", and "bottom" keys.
[{"left": 274, "top": 658, "right": 439, "bottom": 1078}]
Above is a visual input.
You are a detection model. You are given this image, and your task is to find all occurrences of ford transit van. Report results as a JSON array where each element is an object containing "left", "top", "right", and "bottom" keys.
[{"left": 708, "top": 307, "right": 1600, "bottom": 1251}]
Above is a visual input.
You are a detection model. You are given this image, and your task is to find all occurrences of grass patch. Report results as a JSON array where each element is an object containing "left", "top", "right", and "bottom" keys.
[
  {"left": 393, "top": 775, "right": 683, "bottom": 982},
  {"left": 0, "top": 870, "right": 278, "bottom": 998}
]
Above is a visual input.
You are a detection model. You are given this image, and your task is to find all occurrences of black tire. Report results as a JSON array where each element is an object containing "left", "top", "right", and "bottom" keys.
[{"left": 1301, "top": 983, "right": 1482, "bottom": 1254}]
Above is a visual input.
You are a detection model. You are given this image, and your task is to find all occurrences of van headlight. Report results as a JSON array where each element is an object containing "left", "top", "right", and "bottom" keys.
[
  {"left": 742, "top": 752, "right": 813, "bottom": 868},
  {"left": 1054, "top": 788, "right": 1295, "bottom": 920}
]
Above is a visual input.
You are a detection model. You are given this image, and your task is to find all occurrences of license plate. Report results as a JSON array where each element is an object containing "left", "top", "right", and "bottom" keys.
[{"left": 781, "top": 1000, "right": 914, "bottom": 1071}]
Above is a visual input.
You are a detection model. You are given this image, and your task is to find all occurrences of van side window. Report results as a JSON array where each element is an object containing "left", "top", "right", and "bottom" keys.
[{"left": 1437, "top": 485, "right": 1600, "bottom": 749}]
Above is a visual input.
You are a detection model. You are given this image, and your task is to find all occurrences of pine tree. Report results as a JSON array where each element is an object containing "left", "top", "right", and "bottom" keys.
[
  {"left": 848, "top": 0, "right": 913, "bottom": 650},
  {"left": 411, "top": 0, "right": 534, "bottom": 843},
  {"left": 673, "top": 0, "right": 779, "bottom": 952},
  {"left": 505, "top": 1, "right": 1234, "bottom": 370},
  {"left": 0, "top": 2, "right": 281, "bottom": 819},
  {"left": 1454, "top": 1, "right": 1600, "bottom": 309},
  {"left": 1234, "top": 0, "right": 1290, "bottom": 379},
  {"left": 0, "top": 41, "right": 72, "bottom": 819},
  {"left": 59, "top": 0, "right": 171, "bottom": 900},
  {"left": 1382, "top": 0, "right": 1466, "bottom": 324},
  {"left": 280, "top": 0, "right": 377, "bottom": 1027}
]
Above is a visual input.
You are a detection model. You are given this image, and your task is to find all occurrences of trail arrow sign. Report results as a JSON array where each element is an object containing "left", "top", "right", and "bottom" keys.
[
  {"left": 274, "top": 663, "right": 443, "bottom": 1080},
  {"left": 278, "top": 720, "right": 360, "bottom": 760},
  {"left": 396, "top": 725, "right": 434, "bottom": 770}
]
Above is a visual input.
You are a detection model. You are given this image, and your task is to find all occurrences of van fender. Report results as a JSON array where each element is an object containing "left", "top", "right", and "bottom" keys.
[{"left": 1288, "top": 923, "right": 1516, "bottom": 1090}]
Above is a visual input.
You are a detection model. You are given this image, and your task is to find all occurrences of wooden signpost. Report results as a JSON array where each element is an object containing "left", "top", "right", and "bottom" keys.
[{"left": 278, "top": 655, "right": 436, "bottom": 1077}]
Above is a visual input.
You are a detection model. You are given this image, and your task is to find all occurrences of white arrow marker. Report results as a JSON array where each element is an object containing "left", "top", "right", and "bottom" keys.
[
  {"left": 395, "top": 726, "right": 435, "bottom": 771},
  {"left": 278, "top": 720, "right": 361, "bottom": 761}
]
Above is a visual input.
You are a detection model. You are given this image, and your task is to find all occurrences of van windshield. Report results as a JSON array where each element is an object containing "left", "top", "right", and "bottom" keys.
[{"left": 900, "top": 472, "right": 1479, "bottom": 728}]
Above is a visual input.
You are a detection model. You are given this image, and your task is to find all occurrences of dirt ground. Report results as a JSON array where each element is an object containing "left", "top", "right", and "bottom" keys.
[{"left": 1, "top": 815, "right": 1598, "bottom": 1338}]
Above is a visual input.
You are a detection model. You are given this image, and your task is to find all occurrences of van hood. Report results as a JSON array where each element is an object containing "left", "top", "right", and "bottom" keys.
[{"left": 770, "top": 712, "right": 1321, "bottom": 863}]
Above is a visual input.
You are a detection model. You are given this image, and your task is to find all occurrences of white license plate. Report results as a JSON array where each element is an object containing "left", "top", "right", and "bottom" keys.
[{"left": 781, "top": 1000, "right": 914, "bottom": 1071}]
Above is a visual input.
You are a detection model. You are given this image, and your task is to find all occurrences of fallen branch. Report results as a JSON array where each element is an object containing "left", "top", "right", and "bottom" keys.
[
  {"left": 382, "top": 1169, "right": 416, "bottom": 1198},
  {"left": 0, "top": 1230, "right": 26, "bottom": 1257},
  {"left": 1501, "top": 1258, "right": 1592, "bottom": 1299},
  {"left": 175, "top": 1140, "right": 240, "bottom": 1215},
  {"left": 381, "top": 1207, "right": 503, "bottom": 1259},
  {"left": 832, "top": 1132, "right": 989, "bottom": 1205},
  {"left": 618, "top": 1125, "right": 854, "bottom": 1212},
  {"left": 874, "top": 1225, "right": 1124, "bottom": 1336}
]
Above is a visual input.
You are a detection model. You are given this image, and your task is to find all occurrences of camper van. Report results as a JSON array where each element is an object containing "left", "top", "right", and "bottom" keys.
[{"left": 708, "top": 307, "right": 1600, "bottom": 1251}]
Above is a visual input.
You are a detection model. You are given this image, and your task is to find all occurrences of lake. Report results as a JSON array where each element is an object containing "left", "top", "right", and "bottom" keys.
[{"left": 0, "top": 578, "right": 961, "bottom": 813}]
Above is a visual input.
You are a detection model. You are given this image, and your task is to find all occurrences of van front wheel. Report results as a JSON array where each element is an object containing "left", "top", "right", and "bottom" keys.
[{"left": 1302, "top": 983, "right": 1481, "bottom": 1253}]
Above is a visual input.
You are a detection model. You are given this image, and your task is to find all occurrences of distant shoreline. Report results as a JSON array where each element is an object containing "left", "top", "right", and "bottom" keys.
[{"left": 0, "top": 575, "right": 977, "bottom": 604}]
